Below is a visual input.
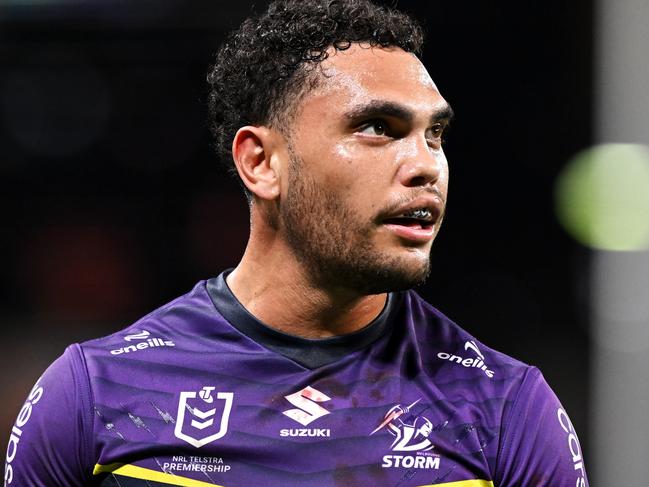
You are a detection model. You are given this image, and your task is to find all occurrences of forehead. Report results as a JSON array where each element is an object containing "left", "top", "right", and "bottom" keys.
[{"left": 304, "top": 44, "right": 444, "bottom": 115}]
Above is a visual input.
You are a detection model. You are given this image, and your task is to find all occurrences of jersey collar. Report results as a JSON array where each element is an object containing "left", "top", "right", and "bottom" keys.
[{"left": 206, "top": 270, "right": 401, "bottom": 369}]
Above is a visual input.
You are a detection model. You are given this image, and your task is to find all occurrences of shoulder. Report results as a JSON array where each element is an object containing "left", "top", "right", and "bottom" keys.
[
  {"left": 402, "top": 291, "right": 589, "bottom": 486},
  {"left": 5, "top": 345, "right": 95, "bottom": 484},
  {"left": 78, "top": 279, "right": 216, "bottom": 356},
  {"left": 402, "top": 290, "right": 536, "bottom": 453},
  {"left": 71, "top": 279, "right": 243, "bottom": 422},
  {"left": 494, "top": 366, "right": 589, "bottom": 486},
  {"left": 404, "top": 290, "right": 532, "bottom": 385}
]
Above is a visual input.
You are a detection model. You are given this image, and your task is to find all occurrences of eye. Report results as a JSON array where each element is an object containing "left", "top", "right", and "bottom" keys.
[
  {"left": 358, "top": 120, "right": 388, "bottom": 137},
  {"left": 431, "top": 123, "right": 444, "bottom": 138},
  {"left": 426, "top": 123, "right": 448, "bottom": 146}
]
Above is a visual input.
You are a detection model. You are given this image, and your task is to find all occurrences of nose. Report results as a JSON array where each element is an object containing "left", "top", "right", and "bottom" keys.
[{"left": 395, "top": 139, "right": 445, "bottom": 188}]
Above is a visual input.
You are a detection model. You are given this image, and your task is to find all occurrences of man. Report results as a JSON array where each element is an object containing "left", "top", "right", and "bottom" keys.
[{"left": 5, "top": 1, "right": 588, "bottom": 486}]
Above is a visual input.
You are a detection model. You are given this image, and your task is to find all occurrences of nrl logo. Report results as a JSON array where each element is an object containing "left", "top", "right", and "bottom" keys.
[{"left": 174, "top": 386, "right": 234, "bottom": 448}]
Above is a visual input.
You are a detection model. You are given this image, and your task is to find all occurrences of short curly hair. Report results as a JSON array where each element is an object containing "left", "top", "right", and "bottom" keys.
[{"left": 206, "top": 0, "right": 424, "bottom": 174}]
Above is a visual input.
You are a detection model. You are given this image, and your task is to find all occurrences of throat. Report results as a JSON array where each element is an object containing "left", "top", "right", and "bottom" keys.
[
  {"left": 227, "top": 267, "right": 388, "bottom": 338},
  {"left": 264, "top": 291, "right": 388, "bottom": 338}
]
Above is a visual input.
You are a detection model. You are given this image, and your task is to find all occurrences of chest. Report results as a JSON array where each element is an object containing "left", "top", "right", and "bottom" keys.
[{"left": 90, "top": 359, "right": 499, "bottom": 486}]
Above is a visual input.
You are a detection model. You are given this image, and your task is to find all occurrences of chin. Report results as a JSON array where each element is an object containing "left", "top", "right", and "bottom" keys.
[{"left": 350, "top": 255, "right": 431, "bottom": 294}]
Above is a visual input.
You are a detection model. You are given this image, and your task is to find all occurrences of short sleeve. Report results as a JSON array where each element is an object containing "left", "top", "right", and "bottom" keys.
[
  {"left": 495, "top": 367, "right": 589, "bottom": 487},
  {"left": 4, "top": 345, "right": 94, "bottom": 486}
]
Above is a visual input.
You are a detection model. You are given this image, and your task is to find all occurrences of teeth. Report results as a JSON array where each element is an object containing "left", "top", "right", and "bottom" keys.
[{"left": 403, "top": 208, "right": 432, "bottom": 220}]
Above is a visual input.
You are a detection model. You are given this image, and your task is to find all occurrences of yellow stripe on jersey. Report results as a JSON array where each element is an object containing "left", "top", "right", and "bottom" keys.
[
  {"left": 417, "top": 480, "right": 494, "bottom": 487},
  {"left": 93, "top": 463, "right": 492, "bottom": 487},
  {"left": 93, "top": 463, "right": 225, "bottom": 487}
]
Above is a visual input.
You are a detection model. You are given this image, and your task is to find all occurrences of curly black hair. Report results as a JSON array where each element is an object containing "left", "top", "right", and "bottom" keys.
[{"left": 206, "top": 0, "right": 424, "bottom": 174}]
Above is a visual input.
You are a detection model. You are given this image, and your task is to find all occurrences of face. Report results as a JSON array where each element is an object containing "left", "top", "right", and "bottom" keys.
[
  {"left": 280, "top": 44, "right": 451, "bottom": 294},
  {"left": 418, "top": 421, "right": 433, "bottom": 437}
]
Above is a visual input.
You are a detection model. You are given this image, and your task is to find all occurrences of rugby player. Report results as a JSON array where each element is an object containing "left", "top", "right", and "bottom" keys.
[{"left": 5, "top": 1, "right": 588, "bottom": 486}]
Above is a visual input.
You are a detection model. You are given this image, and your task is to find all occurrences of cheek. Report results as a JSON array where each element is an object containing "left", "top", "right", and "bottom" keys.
[
  {"left": 303, "top": 140, "right": 396, "bottom": 217},
  {"left": 314, "top": 153, "right": 379, "bottom": 217},
  {"left": 335, "top": 140, "right": 395, "bottom": 176},
  {"left": 321, "top": 142, "right": 380, "bottom": 187},
  {"left": 437, "top": 152, "right": 450, "bottom": 190},
  {"left": 333, "top": 143, "right": 353, "bottom": 163}
]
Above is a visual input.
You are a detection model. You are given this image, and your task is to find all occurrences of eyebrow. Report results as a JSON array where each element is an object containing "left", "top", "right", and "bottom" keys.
[{"left": 344, "top": 100, "right": 455, "bottom": 126}]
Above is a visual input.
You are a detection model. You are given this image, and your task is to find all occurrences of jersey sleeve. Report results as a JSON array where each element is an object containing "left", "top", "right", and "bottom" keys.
[
  {"left": 495, "top": 366, "right": 589, "bottom": 487},
  {"left": 4, "top": 344, "right": 94, "bottom": 486}
]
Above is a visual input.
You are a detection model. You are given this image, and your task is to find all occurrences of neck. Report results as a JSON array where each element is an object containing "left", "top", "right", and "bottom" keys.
[{"left": 226, "top": 232, "right": 387, "bottom": 339}]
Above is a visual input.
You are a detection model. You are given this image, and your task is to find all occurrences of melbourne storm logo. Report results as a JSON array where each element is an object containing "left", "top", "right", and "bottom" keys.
[{"left": 370, "top": 399, "right": 440, "bottom": 469}]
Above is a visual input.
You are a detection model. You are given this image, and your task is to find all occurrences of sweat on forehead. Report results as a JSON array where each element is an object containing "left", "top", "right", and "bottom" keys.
[
  {"left": 285, "top": 44, "right": 451, "bottom": 159},
  {"left": 316, "top": 44, "right": 438, "bottom": 92},
  {"left": 291, "top": 44, "right": 444, "bottom": 126}
]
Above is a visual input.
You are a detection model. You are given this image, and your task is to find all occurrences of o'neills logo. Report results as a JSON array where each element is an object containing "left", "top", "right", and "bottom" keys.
[
  {"left": 437, "top": 340, "right": 494, "bottom": 378},
  {"left": 110, "top": 329, "right": 175, "bottom": 355}
]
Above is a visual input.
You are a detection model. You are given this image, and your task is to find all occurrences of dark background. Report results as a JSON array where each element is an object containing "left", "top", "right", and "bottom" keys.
[{"left": 1, "top": 0, "right": 593, "bottom": 472}]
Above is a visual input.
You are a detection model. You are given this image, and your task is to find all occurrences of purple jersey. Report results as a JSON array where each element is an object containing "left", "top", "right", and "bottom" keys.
[{"left": 5, "top": 272, "right": 588, "bottom": 486}]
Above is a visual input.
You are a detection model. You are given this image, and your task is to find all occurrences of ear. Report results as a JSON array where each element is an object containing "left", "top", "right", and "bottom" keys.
[{"left": 231, "top": 126, "right": 281, "bottom": 201}]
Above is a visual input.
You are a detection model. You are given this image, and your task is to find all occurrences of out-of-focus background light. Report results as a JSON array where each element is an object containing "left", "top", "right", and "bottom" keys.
[{"left": 555, "top": 143, "right": 649, "bottom": 251}]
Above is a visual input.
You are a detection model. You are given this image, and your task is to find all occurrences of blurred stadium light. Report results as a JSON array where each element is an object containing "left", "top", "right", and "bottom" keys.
[
  {"left": 555, "top": 143, "right": 649, "bottom": 251},
  {"left": 591, "top": 0, "right": 649, "bottom": 484}
]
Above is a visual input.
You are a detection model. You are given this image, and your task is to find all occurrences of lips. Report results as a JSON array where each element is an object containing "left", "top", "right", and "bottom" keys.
[
  {"left": 382, "top": 208, "right": 434, "bottom": 226},
  {"left": 379, "top": 196, "right": 443, "bottom": 243}
]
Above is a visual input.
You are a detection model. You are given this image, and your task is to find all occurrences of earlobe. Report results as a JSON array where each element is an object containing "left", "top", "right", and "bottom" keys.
[{"left": 232, "top": 126, "right": 281, "bottom": 201}]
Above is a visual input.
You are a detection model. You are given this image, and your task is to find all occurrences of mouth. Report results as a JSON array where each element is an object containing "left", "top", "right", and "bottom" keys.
[
  {"left": 380, "top": 200, "right": 442, "bottom": 243},
  {"left": 383, "top": 208, "right": 434, "bottom": 229}
]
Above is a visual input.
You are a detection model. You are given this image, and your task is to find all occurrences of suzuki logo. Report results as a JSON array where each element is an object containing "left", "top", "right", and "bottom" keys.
[
  {"left": 174, "top": 386, "right": 233, "bottom": 448},
  {"left": 283, "top": 386, "right": 331, "bottom": 426}
]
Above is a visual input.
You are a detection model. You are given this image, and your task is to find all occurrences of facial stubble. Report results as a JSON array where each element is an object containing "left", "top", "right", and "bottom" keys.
[{"left": 281, "top": 152, "right": 433, "bottom": 295}]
